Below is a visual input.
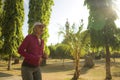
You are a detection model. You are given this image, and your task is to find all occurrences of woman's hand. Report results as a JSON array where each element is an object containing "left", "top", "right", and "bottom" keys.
[{"left": 38, "top": 57, "right": 43, "bottom": 64}]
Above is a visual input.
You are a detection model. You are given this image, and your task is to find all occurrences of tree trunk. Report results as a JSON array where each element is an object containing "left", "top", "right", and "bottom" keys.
[
  {"left": 105, "top": 45, "right": 112, "bottom": 80},
  {"left": 72, "top": 53, "right": 80, "bottom": 80},
  {"left": 84, "top": 55, "right": 94, "bottom": 68},
  {"left": 13, "top": 58, "right": 19, "bottom": 64},
  {"left": 7, "top": 55, "right": 12, "bottom": 70},
  {"left": 62, "top": 59, "right": 65, "bottom": 66},
  {"left": 40, "top": 58, "right": 46, "bottom": 66}
]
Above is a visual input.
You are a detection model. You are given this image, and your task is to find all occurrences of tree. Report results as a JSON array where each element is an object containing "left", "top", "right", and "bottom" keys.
[
  {"left": 2, "top": 0, "right": 24, "bottom": 70},
  {"left": 0, "top": 0, "right": 3, "bottom": 51},
  {"left": 55, "top": 43, "right": 71, "bottom": 66},
  {"left": 60, "top": 20, "right": 89, "bottom": 80},
  {"left": 0, "top": 0, "right": 2, "bottom": 26},
  {"left": 84, "top": 0, "right": 119, "bottom": 79},
  {"left": 28, "top": 0, "right": 54, "bottom": 65},
  {"left": 0, "top": 0, "right": 2, "bottom": 24},
  {"left": 48, "top": 45, "right": 56, "bottom": 58},
  {"left": 0, "top": 0, "right": 3, "bottom": 59}
]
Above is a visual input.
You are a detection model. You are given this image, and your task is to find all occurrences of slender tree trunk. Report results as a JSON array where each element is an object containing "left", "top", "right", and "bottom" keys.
[
  {"left": 13, "top": 58, "right": 19, "bottom": 64},
  {"left": 7, "top": 54, "right": 12, "bottom": 70},
  {"left": 40, "top": 58, "right": 46, "bottom": 66},
  {"left": 62, "top": 59, "right": 65, "bottom": 66},
  {"left": 72, "top": 53, "right": 80, "bottom": 80},
  {"left": 105, "top": 45, "right": 112, "bottom": 80}
]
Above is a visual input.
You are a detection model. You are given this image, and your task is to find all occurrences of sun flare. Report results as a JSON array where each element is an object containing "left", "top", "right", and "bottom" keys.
[{"left": 114, "top": 0, "right": 120, "bottom": 11}]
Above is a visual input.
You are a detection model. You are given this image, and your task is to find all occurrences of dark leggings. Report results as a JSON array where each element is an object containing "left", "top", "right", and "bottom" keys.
[{"left": 21, "top": 66, "right": 42, "bottom": 80}]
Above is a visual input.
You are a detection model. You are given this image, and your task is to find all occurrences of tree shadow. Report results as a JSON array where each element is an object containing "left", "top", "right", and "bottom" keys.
[
  {"left": 80, "top": 66, "right": 91, "bottom": 74},
  {"left": 111, "top": 62, "right": 120, "bottom": 67},
  {"left": 41, "top": 62, "right": 74, "bottom": 73},
  {"left": 13, "top": 68, "right": 21, "bottom": 70},
  {"left": 80, "top": 65, "right": 100, "bottom": 75},
  {"left": 0, "top": 72, "right": 13, "bottom": 77},
  {"left": 0, "top": 64, "right": 7, "bottom": 67},
  {"left": 66, "top": 66, "right": 90, "bottom": 76},
  {"left": 112, "top": 72, "right": 120, "bottom": 77},
  {"left": 0, "top": 61, "right": 7, "bottom": 67}
]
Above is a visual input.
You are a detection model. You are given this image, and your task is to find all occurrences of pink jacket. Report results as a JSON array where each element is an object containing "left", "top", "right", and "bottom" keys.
[{"left": 18, "top": 34, "right": 44, "bottom": 66}]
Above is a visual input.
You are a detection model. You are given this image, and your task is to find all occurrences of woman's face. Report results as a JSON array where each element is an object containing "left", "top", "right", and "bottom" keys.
[{"left": 34, "top": 25, "right": 44, "bottom": 35}]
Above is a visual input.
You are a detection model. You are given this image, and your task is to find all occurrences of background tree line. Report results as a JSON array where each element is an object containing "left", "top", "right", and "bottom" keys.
[
  {"left": 48, "top": 0, "right": 120, "bottom": 80},
  {"left": 0, "top": 0, "right": 120, "bottom": 80}
]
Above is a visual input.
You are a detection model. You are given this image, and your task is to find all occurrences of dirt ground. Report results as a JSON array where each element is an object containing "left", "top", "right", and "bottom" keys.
[{"left": 0, "top": 59, "right": 120, "bottom": 80}]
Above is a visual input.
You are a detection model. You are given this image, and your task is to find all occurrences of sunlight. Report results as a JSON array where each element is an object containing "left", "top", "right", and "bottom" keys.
[
  {"left": 114, "top": 0, "right": 120, "bottom": 15},
  {"left": 114, "top": 0, "right": 120, "bottom": 28},
  {"left": 115, "top": 0, "right": 120, "bottom": 9}
]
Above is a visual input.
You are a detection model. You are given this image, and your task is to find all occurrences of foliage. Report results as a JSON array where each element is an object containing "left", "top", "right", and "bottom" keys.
[
  {"left": 0, "top": 0, "right": 3, "bottom": 50},
  {"left": 84, "top": 0, "right": 117, "bottom": 30},
  {"left": 55, "top": 43, "right": 72, "bottom": 59},
  {"left": 62, "top": 27, "right": 90, "bottom": 58},
  {"left": 84, "top": 0, "right": 119, "bottom": 48},
  {"left": 0, "top": 0, "right": 2, "bottom": 25},
  {"left": 0, "top": 0, "right": 2, "bottom": 23},
  {"left": 49, "top": 44, "right": 72, "bottom": 59},
  {"left": 113, "top": 28, "right": 120, "bottom": 50},
  {"left": 44, "top": 45, "right": 50, "bottom": 55},
  {"left": 48, "top": 45, "right": 56, "bottom": 58},
  {"left": 2, "top": 0, "right": 24, "bottom": 57},
  {"left": 59, "top": 20, "right": 90, "bottom": 58}
]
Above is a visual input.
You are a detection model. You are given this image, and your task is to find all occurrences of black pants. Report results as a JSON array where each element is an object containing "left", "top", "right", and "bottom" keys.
[{"left": 21, "top": 66, "right": 42, "bottom": 80}]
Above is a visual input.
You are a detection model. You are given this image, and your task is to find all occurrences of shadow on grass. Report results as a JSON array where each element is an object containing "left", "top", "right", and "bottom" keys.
[
  {"left": 41, "top": 62, "right": 74, "bottom": 73},
  {"left": 0, "top": 64, "right": 7, "bottom": 67},
  {"left": 0, "top": 72, "right": 13, "bottom": 77},
  {"left": 0, "top": 62, "right": 7, "bottom": 67},
  {"left": 64, "top": 77, "right": 86, "bottom": 80},
  {"left": 80, "top": 65, "right": 100, "bottom": 75},
  {"left": 13, "top": 68, "right": 21, "bottom": 70},
  {"left": 80, "top": 66, "right": 91, "bottom": 74},
  {"left": 112, "top": 72, "right": 120, "bottom": 77},
  {"left": 111, "top": 62, "right": 120, "bottom": 67}
]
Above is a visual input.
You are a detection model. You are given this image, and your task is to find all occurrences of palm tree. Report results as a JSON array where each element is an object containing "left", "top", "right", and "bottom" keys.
[{"left": 60, "top": 20, "right": 89, "bottom": 80}]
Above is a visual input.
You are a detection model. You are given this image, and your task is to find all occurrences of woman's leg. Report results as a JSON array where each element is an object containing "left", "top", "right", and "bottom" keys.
[
  {"left": 33, "top": 67, "right": 42, "bottom": 80},
  {"left": 21, "top": 66, "right": 34, "bottom": 80}
]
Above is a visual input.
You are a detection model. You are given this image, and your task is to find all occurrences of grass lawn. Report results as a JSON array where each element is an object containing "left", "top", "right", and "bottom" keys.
[{"left": 0, "top": 58, "right": 120, "bottom": 80}]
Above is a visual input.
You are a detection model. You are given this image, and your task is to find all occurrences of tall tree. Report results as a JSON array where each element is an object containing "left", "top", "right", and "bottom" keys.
[
  {"left": 0, "top": 0, "right": 2, "bottom": 24},
  {"left": 2, "top": 0, "right": 24, "bottom": 70},
  {"left": 0, "top": 0, "right": 3, "bottom": 50},
  {"left": 0, "top": 0, "right": 2, "bottom": 26},
  {"left": 28, "top": 0, "right": 54, "bottom": 65},
  {"left": 84, "top": 0, "right": 119, "bottom": 79}
]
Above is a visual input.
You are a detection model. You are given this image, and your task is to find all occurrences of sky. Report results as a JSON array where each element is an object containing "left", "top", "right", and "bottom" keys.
[
  {"left": 23, "top": 0, "right": 89, "bottom": 45},
  {"left": 23, "top": 0, "right": 120, "bottom": 45}
]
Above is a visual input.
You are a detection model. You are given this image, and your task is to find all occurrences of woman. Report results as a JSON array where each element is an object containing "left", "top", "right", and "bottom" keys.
[{"left": 18, "top": 22, "right": 46, "bottom": 80}]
